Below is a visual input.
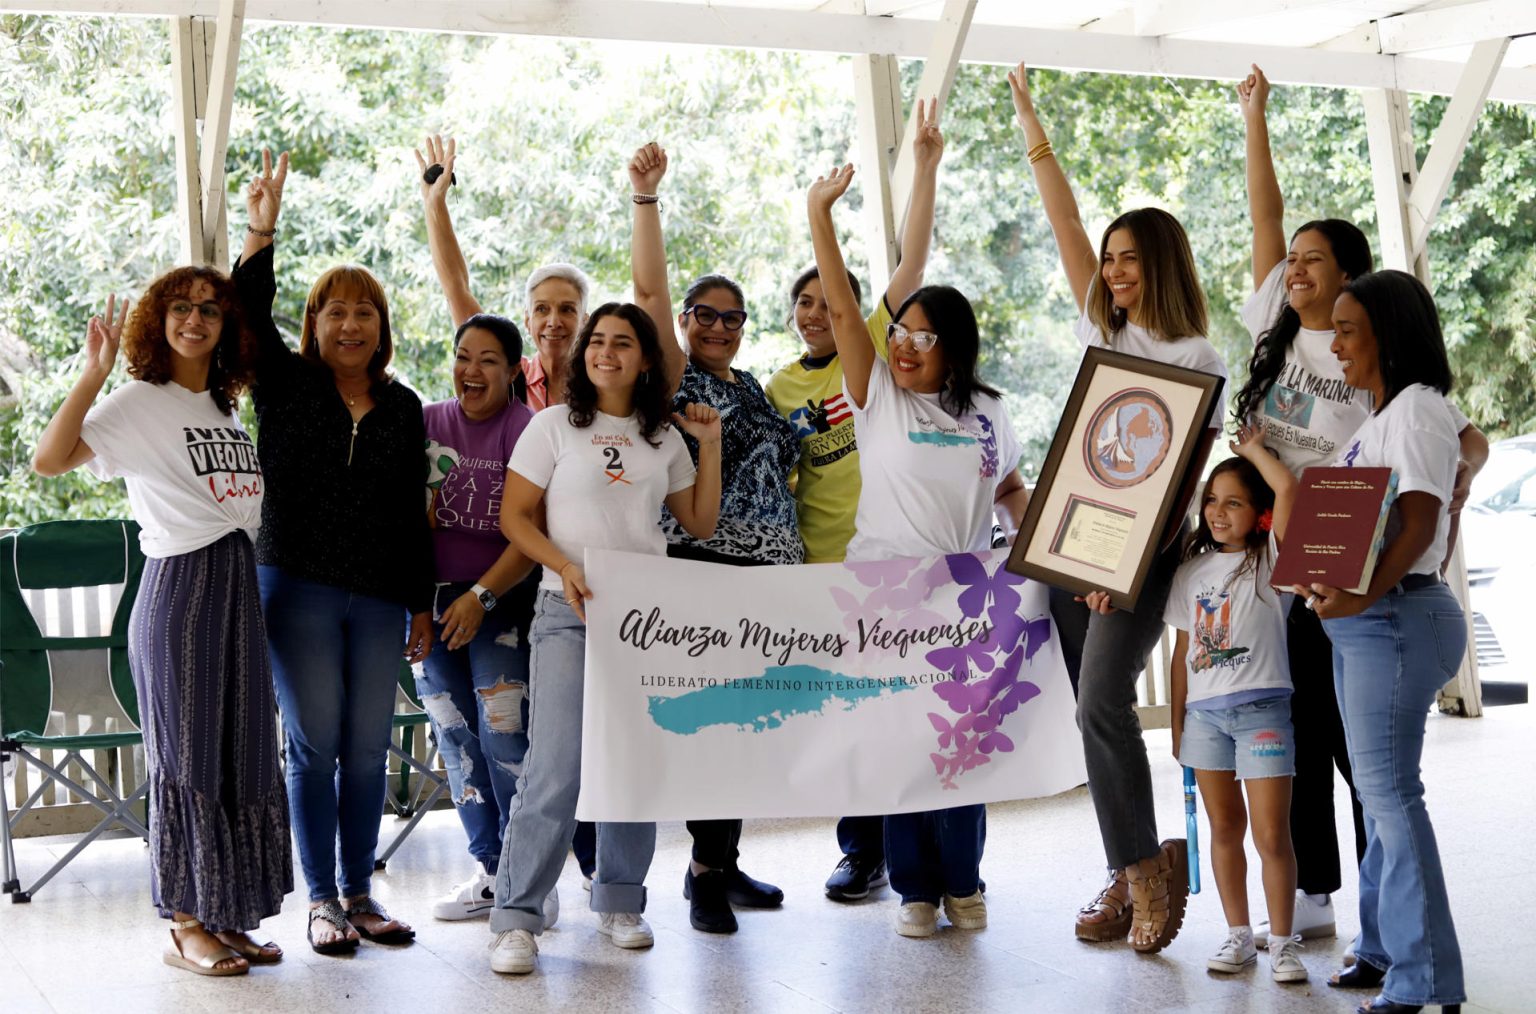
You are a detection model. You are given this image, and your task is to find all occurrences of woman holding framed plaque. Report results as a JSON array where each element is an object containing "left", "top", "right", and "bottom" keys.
[
  {"left": 806, "top": 163, "right": 1029, "bottom": 940},
  {"left": 1007, "top": 61, "right": 1228, "bottom": 954},
  {"left": 1294, "top": 270, "right": 1466, "bottom": 1014}
]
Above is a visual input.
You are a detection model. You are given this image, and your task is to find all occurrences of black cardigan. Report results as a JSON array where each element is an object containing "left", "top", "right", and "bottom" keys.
[{"left": 234, "top": 245, "right": 434, "bottom": 615}]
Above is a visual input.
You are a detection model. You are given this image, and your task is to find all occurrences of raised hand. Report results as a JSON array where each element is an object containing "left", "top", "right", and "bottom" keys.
[
  {"left": 1006, "top": 61, "right": 1036, "bottom": 125},
  {"left": 808, "top": 164, "right": 855, "bottom": 215},
  {"left": 1229, "top": 419, "right": 1268, "bottom": 459},
  {"left": 672, "top": 401, "right": 721, "bottom": 445},
  {"left": 913, "top": 97, "right": 944, "bottom": 173},
  {"left": 246, "top": 149, "right": 288, "bottom": 234},
  {"left": 628, "top": 142, "right": 668, "bottom": 196},
  {"left": 414, "top": 134, "right": 457, "bottom": 204},
  {"left": 83, "top": 293, "right": 127, "bottom": 380},
  {"left": 1236, "top": 64, "right": 1270, "bottom": 119}
]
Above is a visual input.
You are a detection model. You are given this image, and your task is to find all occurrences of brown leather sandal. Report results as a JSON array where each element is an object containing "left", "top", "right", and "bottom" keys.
[
  {"left": 1127, "top": 838, "right": 1189, "bottom": 954},
  {"left": 1074, "top": 867, "right": 1133, "bottom": 942}
]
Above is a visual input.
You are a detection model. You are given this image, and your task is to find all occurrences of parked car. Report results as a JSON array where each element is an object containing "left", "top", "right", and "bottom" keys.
[{"left": 1460, "top": 434, "right": 1536, "bottom": 700}]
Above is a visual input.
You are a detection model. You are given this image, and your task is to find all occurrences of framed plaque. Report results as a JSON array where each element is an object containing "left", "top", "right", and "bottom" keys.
[{"left": 1006, "top": 347, "right": 1223, "bottom": 611}]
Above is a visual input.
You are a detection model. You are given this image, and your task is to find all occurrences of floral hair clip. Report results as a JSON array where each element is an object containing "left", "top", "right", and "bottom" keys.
[{"left": 1256, "top": 509, "right": 1274, "bottom": 533}]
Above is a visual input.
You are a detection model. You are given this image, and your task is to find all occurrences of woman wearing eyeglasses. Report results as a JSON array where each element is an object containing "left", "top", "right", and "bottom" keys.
[
  {"left": 629, "top": 143, "right": 796, "bottom": 934},
  {"left": 807, "top": 162, "right": 1029, "bottom": 939}
]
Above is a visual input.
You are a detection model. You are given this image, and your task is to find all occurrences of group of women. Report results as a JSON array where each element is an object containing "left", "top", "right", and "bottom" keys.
[{"left": 31, "top": 62, "right": 1477, "bottom": 1013}]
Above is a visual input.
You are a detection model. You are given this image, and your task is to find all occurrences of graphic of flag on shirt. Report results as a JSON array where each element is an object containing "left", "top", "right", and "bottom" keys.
[{"left": 824, "top": 393, "right": 852, "bottom": 428}]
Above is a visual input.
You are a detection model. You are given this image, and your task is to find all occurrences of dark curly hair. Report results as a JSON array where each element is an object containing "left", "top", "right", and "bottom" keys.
[
  {"left": 1183, "top": 456, "right": 1278, "bottom": 600},
  {"left": 1232, "top": 220, "right": 1372, "bottom": 429},
  {"left": 564, "top": 302, "right": 673, "bottom": 447},
  {"left": 123, "top": 266, "right": 253, "bottom": 414}
]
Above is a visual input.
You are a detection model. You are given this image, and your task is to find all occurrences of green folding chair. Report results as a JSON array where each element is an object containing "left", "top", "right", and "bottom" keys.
[
  {"left": 374, "top": 659, "right": 449, "bottom": 870},
  {"left": 0, "top": 519, "right": 150, "bottom": 902}
]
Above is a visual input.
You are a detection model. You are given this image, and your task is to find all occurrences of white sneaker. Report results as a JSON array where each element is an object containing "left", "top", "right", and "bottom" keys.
[
  {"left": 1255, "top": 891, "right": 1335, "bottom": 945},
  {"left": 943, "top": 891, "right": 988, "bottom": 930},
  {"left": 597, "top": 912, "right": 654, "bottom": 949},
  {"left": 895, "top": 902, "right": 939, "bottom": 938},
  {"left": 489, "top": 929, "right": 538, "bottom": 975},
  {"left": 542, "top": 885, "right": 559, "bottom": 930},
  {"left": 433, "top": 871, "right": 495, "bottom": 921},
  {"left": 1270, "top": 934, "right": 1309, "bottom": 983},
  {"left": 1207, "top": 929, "right": 1258, "bottom": 973}
]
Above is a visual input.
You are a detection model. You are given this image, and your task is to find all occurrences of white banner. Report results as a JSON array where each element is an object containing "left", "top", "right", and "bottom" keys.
[{"left": 575, "top": 548, "right": 1087, "bottom": 821}]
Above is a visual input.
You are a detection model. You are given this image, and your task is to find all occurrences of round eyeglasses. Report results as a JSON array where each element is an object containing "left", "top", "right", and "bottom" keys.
[
  {"left": 887, "top": 322, "right": 938, "bottom": 353},
  {"left": 168, "top": 300, "right": 224, "bottom": 323}
]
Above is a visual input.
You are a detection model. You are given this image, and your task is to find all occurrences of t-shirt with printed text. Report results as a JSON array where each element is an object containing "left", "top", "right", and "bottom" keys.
[
  {"left": 844, "top": 357, "right": 1022, "bottom": 562},
  {"left": 764, "top": 304, "right": 892, "bottom": 563},
  {"left": 509, "top": 407, "right": 696, "bottom": 592},
  {"left": 81, "top": 380, "right": 263, "bottom": 558},
  {"left": 1074, "top": 307, "right": 1229, "bottom": 411},
  {"left": 424, "top": 398, "right": 534, "bottom": 583},
  {"left": 1164, "top": 536, "right": 1292, "bottom": 706}
]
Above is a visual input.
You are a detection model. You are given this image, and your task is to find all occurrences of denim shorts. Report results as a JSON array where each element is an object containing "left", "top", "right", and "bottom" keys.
[{"left": 1179, "top": 696, "right": 1296, "bottom": 780}]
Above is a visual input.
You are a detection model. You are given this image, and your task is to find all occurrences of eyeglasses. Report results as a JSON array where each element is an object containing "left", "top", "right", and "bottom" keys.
[
  {"left": 887, "top": 322, "right": 939, "bottom": 353},
  {"left": 168, "top": 300, "right": 224, "bottom": 323},
  {"left": 683, "top": 304, "right": 748, "bottom": 332}
]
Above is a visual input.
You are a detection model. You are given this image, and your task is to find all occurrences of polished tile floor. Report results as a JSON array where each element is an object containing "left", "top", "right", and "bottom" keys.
[{"left": 3, "top": 703, "right": 1530, "bottom": 1013}]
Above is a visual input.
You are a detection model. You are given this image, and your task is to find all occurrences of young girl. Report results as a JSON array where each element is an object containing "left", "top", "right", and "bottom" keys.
[
  {"left": 808, "top": 163, "right": 1029, "bottom": 939},
  {"left": 488, "top": 296, "right": 721, "bottom": 975},
  {"left": 1164, "top": 430, "right": 1305, "bottom": 983},
  {"left": 1007, "top": 61, "right": 1228, "bottom": 954},
  {"left": 33, "top": 278, "right": 291, "bottom": 975}
]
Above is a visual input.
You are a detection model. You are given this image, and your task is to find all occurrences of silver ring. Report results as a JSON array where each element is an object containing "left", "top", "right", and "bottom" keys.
[{"left": 1306, "top": 594, "right": 1320, "bottom": 611}]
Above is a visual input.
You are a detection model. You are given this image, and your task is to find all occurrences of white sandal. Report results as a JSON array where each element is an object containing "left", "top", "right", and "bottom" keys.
[{"left": 163, "top": 917, "right": 249, "bottom": 977}]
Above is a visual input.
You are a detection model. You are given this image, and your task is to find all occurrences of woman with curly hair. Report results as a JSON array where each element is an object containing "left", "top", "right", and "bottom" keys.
[{"left": 33, "top": 269, "right": 293, "bottom": 976}]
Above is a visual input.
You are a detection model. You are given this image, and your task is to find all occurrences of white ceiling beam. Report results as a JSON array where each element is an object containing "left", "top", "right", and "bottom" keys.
[
  {"left": 1132, "top": 0, "right": 1340, "bottom": 39},
  {"left": 196, "top": 0, "right": 242, "bottom": 268},
  {"left": 169, "top": 16, "right": 205, "bottom": 264},
  {"left": 1377, "top": 0, "right": 1536, "bottom": 56},
  {"left": 4, "top": 0, "right": 1536, "bottom": 104},
  {"left": 853, "top": 53, "right": 903, "bottom": 286},
  {"left": 1407, "top": 36, "right": 1510, "bottom": 259},
  {"left": 862, "top": 0, "right": 934, "bottom": 15},
  {"left": 888, "top": 0, "right": 975, "bottom": 238},
  {"left": 1363, "top": 86, "right": 1420, "bottom": 275}
]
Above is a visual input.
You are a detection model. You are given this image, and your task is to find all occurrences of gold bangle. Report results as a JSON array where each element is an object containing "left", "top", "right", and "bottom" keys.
[
  {"left": 1026, "top": 139, "right": 1051, "bottom": 160},
  {"left": 1028, "top": 144, "right": 1055, "bottom": 166}
]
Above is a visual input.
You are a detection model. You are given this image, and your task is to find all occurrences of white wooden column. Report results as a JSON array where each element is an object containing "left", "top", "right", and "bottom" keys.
[
  {"left": 849, "top": 0, "right": 976, "bottom": 292},
  {"left": 169, "top": 0, "right": 245, "bottom": 268},
  {"left": 1361, "top": 38, "right": 1510, "bottom": 717}
]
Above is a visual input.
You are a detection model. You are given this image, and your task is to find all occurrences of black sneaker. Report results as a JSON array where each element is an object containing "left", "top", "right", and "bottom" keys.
[
  {"left": 724, "top": 868, "right": 784, "bottom": 909},
  {"left": 683, "top": 868, "right": 738, "bottom": 933},
  {"left": 824, "top": 856, "right": 888, "bottom": 902}
]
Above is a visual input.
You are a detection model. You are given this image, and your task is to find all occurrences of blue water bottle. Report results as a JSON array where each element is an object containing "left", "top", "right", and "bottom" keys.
[{"left": 1183, "top": 765, "right": 1201, "bottom": 895}]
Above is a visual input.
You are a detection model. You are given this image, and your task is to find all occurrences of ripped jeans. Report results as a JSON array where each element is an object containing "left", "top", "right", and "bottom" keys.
[{"left": 416, "top": 579, "right": 534, "bottom": 875}]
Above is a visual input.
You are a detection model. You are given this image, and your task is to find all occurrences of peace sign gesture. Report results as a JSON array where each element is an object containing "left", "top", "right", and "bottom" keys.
[
  {"left": 912, "top": 97, "right": 944, "bottom": 174},
  {"left": 83, "top": 293, "right": 127, "bottom": 382},
  {"left": 246, "top": 148, "right": 289, "bottom": 234}
]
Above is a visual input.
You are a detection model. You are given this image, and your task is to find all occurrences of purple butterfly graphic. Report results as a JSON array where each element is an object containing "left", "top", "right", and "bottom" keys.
[
  {"left": 829, "top": 585, "right": 881, "bottom": 635},
  {"left": 945, "top": 553, "right": 1025, "bottom": 621},
  {"left": 844, "top": 557, "right": 920, "bottom": 590}
]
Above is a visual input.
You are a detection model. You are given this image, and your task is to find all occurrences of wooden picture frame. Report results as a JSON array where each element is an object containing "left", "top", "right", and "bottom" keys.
[{"left": 1006, "top": 347, "right": 1223, "bottom": 612}]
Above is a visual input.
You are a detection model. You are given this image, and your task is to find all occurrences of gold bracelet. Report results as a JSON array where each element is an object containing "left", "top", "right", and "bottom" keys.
[
  {"left": 1026, "top": 139, "right": 1051, "bottom": 160},
  {"left": 1028, "top": 144, "right": 1055, "bottom": 165}
]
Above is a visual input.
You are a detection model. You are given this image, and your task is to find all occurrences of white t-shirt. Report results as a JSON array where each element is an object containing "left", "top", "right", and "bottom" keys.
[
  {"left": 79, "top": 380, "right": 263, "bottom": 558},
  {"left": 509, "top": 407, "right": 696, "bottom": 592},
  {"left": 1334, "top": 384, "right": 1458, "bottom": 577},
  {"left": 844, "top": 358, "right": 1022, "bottom": 562},
  {"left": 1074, "top": 309, "right": 1229, "bottom": 411},
  {"left": 1240, "top": 262, "right": 1469, "bottom": 472},
  {"left": 1164, "top": 536, "right": 1291, "bottom": 704}
]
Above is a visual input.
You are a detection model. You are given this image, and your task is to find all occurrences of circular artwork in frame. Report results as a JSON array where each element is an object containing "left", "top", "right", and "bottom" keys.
[{"left": 1083, "top": 387, "right": 1175, "bottom": 489}]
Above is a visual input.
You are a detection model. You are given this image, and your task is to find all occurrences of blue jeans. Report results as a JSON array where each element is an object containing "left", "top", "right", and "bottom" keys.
[
  {"left": 1324, "top": 581, "right": 1466, "bottom": 1007},
  {"left": 884, "top": 805, "right": 985, "bottom": 905},
  {"left": 489, "top": 591, "right": 655, "bottom": 935},
  {"left": 258, "top": 566, "right": 407, "bottom": 902},
  {"left": 416, "top": 580, "right": 532, "bottom": 875}
]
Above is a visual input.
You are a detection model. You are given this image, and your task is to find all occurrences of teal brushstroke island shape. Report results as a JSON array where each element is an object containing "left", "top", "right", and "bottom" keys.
[
  {"left": 907, "top": 431, "right": 975, "bottom": 447},
  {"left": 646, "top": 664, "right": 917, "bottom": 735}
]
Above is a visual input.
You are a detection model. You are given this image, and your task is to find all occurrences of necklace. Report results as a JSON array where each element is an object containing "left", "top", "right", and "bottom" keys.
[{"left": 337, "top": 380, "right": 369, "bottom": 407}]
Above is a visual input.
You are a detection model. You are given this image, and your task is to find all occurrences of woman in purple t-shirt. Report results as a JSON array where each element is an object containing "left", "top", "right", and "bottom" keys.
[{"left": 418, "top": 313, "right": 545, "bottom": 924}]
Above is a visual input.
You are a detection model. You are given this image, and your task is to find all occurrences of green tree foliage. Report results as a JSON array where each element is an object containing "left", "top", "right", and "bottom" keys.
[{"left": 3, "top": 14, "right": 1533, "bottom": 527}]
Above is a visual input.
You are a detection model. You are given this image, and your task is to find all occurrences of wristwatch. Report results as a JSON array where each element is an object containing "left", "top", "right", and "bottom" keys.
[{"left": 471, "top": 583, "right": 497, "bottom": 611}]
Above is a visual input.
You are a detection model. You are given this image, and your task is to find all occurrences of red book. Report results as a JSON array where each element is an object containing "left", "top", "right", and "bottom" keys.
[{"left": 1271, "top": 467, "right": 1398, "bottom": 595}]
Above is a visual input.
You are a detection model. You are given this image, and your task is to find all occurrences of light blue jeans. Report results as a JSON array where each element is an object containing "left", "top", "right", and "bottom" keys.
[
  {"left": 1324, "top": 580, "right": 1466, "bottom": 1007},
  {"left": 415, "top": 580, "right": 531, "bottom": 875},
  {"left": 489, "top": 590, "right": 655, "bottom": 935}
]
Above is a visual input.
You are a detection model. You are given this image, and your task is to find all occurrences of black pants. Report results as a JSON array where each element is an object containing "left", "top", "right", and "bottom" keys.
[
  {"left": 837, "top": 815, "right": 885, "bottom": 863},
  {"left": 668, "top": 542, "right": 770, "bottom": 870},
  {"left": 1287, "top": 595, "right": 1367, "bottom": 894}
]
